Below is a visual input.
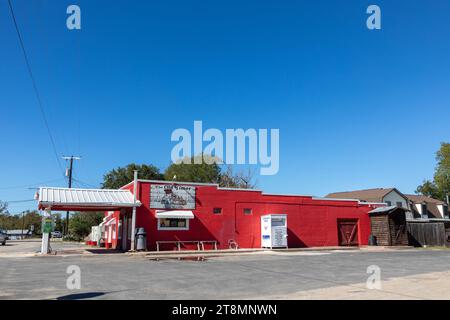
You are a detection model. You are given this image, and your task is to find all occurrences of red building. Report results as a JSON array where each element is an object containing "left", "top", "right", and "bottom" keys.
[{"left": 103, "top": 180, "right": 383, "bottom": 251}]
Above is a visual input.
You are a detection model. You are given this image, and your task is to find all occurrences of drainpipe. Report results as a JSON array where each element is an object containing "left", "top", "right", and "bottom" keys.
[{"left": 130, "top": 170, "right": 138, "bottom": 251}]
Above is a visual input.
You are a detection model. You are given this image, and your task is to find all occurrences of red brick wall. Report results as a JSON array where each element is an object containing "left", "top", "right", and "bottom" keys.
[{"left": 129, "top": 181, "right": 373, "bottom": 250}]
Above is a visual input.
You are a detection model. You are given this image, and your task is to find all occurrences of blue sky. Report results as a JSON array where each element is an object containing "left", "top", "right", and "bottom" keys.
[{"left": 1, "top": 0, "right": 449, "bottom": 213}]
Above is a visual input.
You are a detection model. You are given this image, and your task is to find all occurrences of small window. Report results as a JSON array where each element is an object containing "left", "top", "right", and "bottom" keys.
[
  {"left": 443, "top": 205, "right": 449, "bottom": 218},
  {"left": 213, "top": 208, "right": 222, "bottom": 215},
  {"left": 158, "top": 218, "right": 189, "bottom": 230},
  {"left": 421, "top": 204, "right": 428, "bottom": 219},
  {"left": 385, "top": 201, "right": 392, "bottom": 206},
  {"left": 243, "top": 208, "right": 252, "bottom": 215},
  {"left": 396, "top": 202, "right": 403, "bottom": 208}
]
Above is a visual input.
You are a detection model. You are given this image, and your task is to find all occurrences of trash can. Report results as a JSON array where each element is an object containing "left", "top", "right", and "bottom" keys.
[
  {"left": 368, "top": 234, "right": 377, "bottom": 246},
  {"left": 136, "top": 228, "right": 147, "bottom": 251}
]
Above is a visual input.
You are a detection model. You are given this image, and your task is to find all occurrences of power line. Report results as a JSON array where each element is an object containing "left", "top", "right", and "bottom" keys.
[
  {"left": 7, "top": 0, "right": 64, "bottom": 175},
  {"left": 4, "top": 199, "right": 35, "bottom": 204},
  {"left": 62, "top": 156, "right": 81, "bottom": 235},
  {"left": 0, "top": 178, "right": 64, "bottom": 190},
  {"left": 72, "top": 177, "right": 99, "bottom": 189}
]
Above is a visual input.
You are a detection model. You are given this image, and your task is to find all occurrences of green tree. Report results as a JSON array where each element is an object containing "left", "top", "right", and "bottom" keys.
[
  {"left": 54, "top": 213, "right": 63, "bottom": 232},
  {"left": 415, "top": 180, "right": 440, "bottom": 199},
  {"left": 164, "top": 155, "right": 257, "bottom": 188},
  {"left": 164, "top": 155, "right": 222, "bottom": 183},
  {"left": 0, "top": 213, "right": 16, "bottom": 230},
  {"left": 69, "top": 212, "right": 104, "bottom": 241},
  {"left": 416, "top": 142, "right": 450, "bottom": 201},
  {"left": 21, "top": 210, "right": 42, "bottom": 235},
  {"left": 0, "top": 209, "right": 42, "bottom": 235},
  {"left": 102, "top": 163, "right": 164, "bottom": 189}
]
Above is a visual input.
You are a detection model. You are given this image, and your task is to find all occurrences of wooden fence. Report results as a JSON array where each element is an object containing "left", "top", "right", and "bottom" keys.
[{"left": 407, "top": 222, "right": 446, "bottom": 247}]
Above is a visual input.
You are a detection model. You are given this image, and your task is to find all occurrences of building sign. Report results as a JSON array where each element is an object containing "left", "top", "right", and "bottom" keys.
[
  {"left": 150, "top": 184, "right": 196, "bottom": 209},
  {"left": 42, "top": 216, "right": 54, "bottom": 234}
]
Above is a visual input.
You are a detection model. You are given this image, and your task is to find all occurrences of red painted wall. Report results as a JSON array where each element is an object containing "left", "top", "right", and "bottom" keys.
[{"left": 121, "top": 181, "right": 376, "bottom": 251}]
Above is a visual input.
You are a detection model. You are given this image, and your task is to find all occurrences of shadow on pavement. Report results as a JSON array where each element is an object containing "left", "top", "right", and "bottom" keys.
[
  {"left": 86, "top": 249, "right": 124, "bottom": 254},
  {"left": 56, "top": 292, "right": 107, "bottom": 300}
]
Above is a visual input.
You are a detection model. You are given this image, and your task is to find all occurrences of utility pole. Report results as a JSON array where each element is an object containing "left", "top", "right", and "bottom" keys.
[
  {"left": 62, "top": 156, "right": 81, "bottom": 235},
  {"left": 130, "top": 170, "right": 138, "bottom": 251},
  {"left": 21, "top": 211, "right": 25, "bottom": 240}
]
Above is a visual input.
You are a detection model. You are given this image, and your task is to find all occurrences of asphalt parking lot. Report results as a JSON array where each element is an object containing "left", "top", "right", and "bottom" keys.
[{"left": 1, "top": 240, "right": 450, "bottom": 300}]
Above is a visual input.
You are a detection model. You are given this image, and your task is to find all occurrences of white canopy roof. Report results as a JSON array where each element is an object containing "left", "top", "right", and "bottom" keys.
[
  {"left": 38, "top": 187, "right": 141, "bottom": 210},
  {"left": 155, "top": 210, "right": 195, "bottom": 219}
]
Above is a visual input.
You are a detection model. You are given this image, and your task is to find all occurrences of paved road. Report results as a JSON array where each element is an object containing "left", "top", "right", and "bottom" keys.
[
  {"left": 1, "top": 241, "right": 450, "bottom": 300},
  {"left": 0, "top": 239, "right": 85, "bottom": 257}
]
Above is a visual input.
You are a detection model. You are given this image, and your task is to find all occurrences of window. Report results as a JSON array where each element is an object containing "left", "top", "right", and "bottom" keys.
[
  {"left": 243, "top": 208, "right": 252, "bottom": 215},
  {"left": 158, "top": 218, "right": 189, "bottom": 230},
  {"left": 385, "top": 201, "right": 392, "bottom": 206},
  {"left": 272, "top": 217, "right": 286, "bottom": 227},
  {"left": 421, "top": 204, "right": 428, "bottom": 219},
  {"left": 444, "top": 205, "right": 449, "bottom": 219},
  {"left": 213, "top": 208, "right": 222, "bottom": 215},
  {"left": 396, "top": 202, "right": 403, "bottom": 208}
]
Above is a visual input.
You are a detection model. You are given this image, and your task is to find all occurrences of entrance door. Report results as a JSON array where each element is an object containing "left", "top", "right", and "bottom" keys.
[
  {"left": 338, "top": 220, "right": 359, "bottom": 246},
  {"left": 121, "top": 217, "right": 128, "bottom": 251}
]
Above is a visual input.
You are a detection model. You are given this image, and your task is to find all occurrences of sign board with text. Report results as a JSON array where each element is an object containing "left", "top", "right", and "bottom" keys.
[{"left": 150, "top": 184, "right": 196, "bottom": 209}]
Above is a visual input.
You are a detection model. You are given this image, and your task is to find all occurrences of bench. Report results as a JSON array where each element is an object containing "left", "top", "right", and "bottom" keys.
[
  {"left": 200, "top": 241, "right": 218, "bottom": 251},
  {"left": 156, "top": 240, "right": 218, "bottom": 252}
]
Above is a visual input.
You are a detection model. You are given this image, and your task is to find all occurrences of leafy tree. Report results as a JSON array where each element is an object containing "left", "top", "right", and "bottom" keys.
[
  {"left": 69, "top": 211, "right": 104, "bottom": 241},
  {"left": 0, "top": 213, "right": 15, "bottom": 230},
  {"left": 416, "top": 142, "right": 450, "bottom": 201},
  {"left": 165, "top": 155, "right": 257, "bottom": 188},
  {"left": 415, "top": 180, "right": 440, "bottom": 199},
  {"left": 102, "top": 163, "right": 164, "bottom": 189},
  {"left": 54, "top": 213, "right": 64, "bottom": 232},
  {"left": 20, "top": 210, "right": 42, "bottom": 235},
  {"left": 164, "top": 155, "right": 222, "bottom": 183},
  {"left": 0, "top": 210, "right": 42, "bottom": 235}
]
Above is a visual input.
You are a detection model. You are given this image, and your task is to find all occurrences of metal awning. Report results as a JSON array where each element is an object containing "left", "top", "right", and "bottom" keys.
[
  {"left": 38, "top": 187, "right": 141, "bottom": 211},
  {"left": 369, "top": 206, "right": 408, "bottom": 215},
  {"left": 155, "top": 210, "right": 195, "bottom": 219}
]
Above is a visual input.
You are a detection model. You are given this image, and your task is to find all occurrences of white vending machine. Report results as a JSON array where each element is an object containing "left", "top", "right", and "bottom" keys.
[{"left": 261, "top": 214, "right": 288, "bottom": 249}]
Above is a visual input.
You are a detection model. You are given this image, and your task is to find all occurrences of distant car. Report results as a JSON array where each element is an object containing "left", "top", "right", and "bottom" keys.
[
  {"left": 51, "top": 231, "right": 63, "bottom": 238},
  {"left": 0, "top": 230, "right": 6, "bottom": 245}
]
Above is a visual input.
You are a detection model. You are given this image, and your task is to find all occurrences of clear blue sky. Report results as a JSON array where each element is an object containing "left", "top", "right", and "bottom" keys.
[{"left": 1, "top": 0, "right": 449, "bottom": 213}]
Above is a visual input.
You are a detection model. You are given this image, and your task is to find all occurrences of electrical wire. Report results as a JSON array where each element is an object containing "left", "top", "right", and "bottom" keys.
[
  {"left": 7, "top": 0, "right": 64, "bottom": 175},
  {"left": 72, "top": 177, "right": 100, "bottom": 189},
  {"left": 0, "top": 178, "right": 65, "bottom": 190},
  {"left": 4, "top": 199, "right": 35, "bottom": 204}
]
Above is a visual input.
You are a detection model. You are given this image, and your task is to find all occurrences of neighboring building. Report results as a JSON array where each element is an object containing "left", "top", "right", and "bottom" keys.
[
  {"left": 6, "top": 229, "right": 32, "bottom": 240},
  {"left": 326, "top": 188, "right": 410, "bottom": 209},
  {"left": 368, "top": 206, "right": 409, "bottom": 246},
  {"left": 327, "top": 188, "right": 450, "bottom": 247},
  {"left": 404, "top": 194, "right": 449, "bottom": 220}
]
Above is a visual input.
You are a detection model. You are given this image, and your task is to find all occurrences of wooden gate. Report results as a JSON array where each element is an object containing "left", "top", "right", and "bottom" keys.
[
  {"left": 389, "top": 213, "right": 408, "bottom": 246},
  {"left": 338, "top": 220, "right": 359, "bottom": 246}
]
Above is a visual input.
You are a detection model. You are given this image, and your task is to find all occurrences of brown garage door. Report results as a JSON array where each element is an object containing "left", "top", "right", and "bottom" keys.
[{"left": 338, "top": 220, "right": 359, "bottom": 246}]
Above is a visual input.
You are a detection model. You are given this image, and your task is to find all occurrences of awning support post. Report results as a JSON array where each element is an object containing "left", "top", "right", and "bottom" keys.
[
  {"left": 41, "top": 208, "right": 51, "bottom": 254},
  {"left": 130, "top": 170, "right": 138, "bottom": 251}
]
